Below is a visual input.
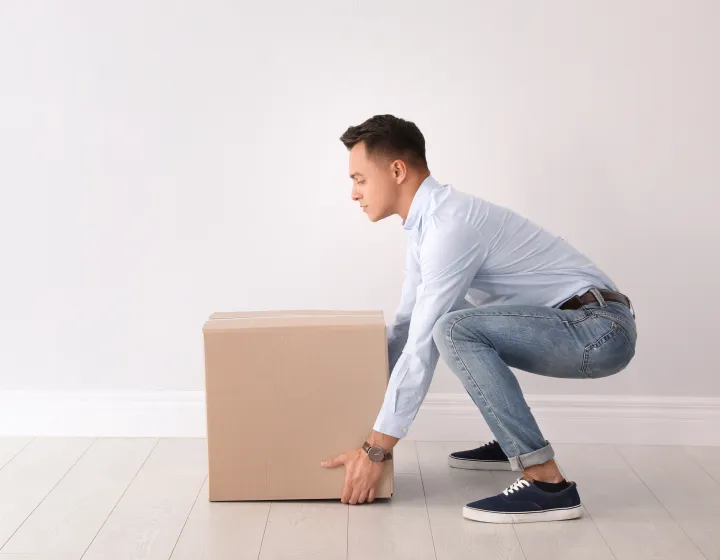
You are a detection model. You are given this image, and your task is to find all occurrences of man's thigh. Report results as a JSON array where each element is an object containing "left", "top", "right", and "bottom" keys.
[{"left": 437, "top": 304, "right": 631, "bottom": 379}]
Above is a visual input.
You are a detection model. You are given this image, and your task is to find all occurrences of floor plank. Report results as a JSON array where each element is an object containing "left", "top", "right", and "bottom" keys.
[
  {"left": 555, "top": 443, "right": 705, "bottom": 560},
  {"left": 80, "top": 438, "right": 208, "bottom": 560},
  {"left": 169, "top": 477, "right": 270, "bottom": 560},
  {"left": 258, "top": 501, "right": 348, "bottom": 560},
  {"left": 348, "top": 440, "right": 430, "bottom": 559},
  {"left": 618, "top": 444, "right": 720, "bottom": 560},
  {"left": 0, "top": 439, "right": 33, "bottom": 472},
  {"left": 348, "top": 473, "right": 435, "bottom": 560},
  {"left": 416, "top": 441, "right": 525, "bottom": 560},
  {"left": 0, "top": 553, "right": 78, "bottom": 559},
  {"left": 393, "top": 439, "right": 420, "bottom": 475},
  {"left": 685, "top": 445, "right": 720, "bottom": 484},
  {"left": 486, "top": 469, "right": 614, "bottom": 560},
  {"left": 0, "top": 438, "right": 95, "bottom": 549},
  {"left": 2, "top": 438, "right": 718, "bottom": 560},
  {"left": 2, "top": 438, "right": 158, "bottom": 557}
]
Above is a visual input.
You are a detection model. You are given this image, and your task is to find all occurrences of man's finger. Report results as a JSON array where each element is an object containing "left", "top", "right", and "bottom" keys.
[
  {"left": 367, "top": 488, "right": 376, "bottom": 503},
  {"left": 349, "top": 488, "right": 361, "bottom": 505},
  {"left": 341, "top": 482, "right": 352, "bottom": 504},
  {"left": 357, "top": 489, "right": 368, "bottom": 504},
  {"left": 320, "top": 454, "right": 346, "bottom": 468}
]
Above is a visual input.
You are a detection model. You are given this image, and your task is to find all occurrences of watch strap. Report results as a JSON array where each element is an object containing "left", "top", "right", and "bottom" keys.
[{"left": 363, "top": 441, "right": 393, "bottom": 461}]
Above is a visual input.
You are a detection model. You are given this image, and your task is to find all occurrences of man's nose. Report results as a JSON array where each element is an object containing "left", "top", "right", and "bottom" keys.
[{"left": 351, "top": 186, "right": 360, "bottom": 201}]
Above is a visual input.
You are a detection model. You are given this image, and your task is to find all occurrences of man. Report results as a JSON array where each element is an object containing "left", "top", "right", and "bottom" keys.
[{"left": 320, "top": 114, "right": 637, "bottom": 523}]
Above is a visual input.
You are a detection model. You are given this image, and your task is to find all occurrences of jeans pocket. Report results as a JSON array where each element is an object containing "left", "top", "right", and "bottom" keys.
[{"left": 582, "top": 321, "right": 635, "bottom": 378}]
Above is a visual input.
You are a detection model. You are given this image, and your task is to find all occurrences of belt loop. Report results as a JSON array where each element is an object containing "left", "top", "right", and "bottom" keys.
[{"left": 590, "top": 287, "right": 607, "bottom": 307}]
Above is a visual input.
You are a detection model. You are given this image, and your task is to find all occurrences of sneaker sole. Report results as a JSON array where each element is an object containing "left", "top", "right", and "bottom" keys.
[
  {"left": 462, "top": 504, "right": 583, "bottom": 524},
  {"left": 448, "top": 456, "right": 512, "bottom": 471}
]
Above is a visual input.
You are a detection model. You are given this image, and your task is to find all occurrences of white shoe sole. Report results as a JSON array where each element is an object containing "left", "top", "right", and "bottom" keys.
[
  {"left": 463, "top": 504, "right": 583, "bottom": 524},
  {"left": 448, "top": 456, "right": 512, "bottom": 471}
]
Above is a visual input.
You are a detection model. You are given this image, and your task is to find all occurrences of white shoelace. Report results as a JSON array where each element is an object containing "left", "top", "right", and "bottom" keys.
[{"left": 502, "top": 478, "right": 531, "bottom": 496}]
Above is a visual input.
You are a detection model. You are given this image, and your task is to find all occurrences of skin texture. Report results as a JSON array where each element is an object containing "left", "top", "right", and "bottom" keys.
[{"left": 346, "top": 141, "right": 429, "bottom": 223}]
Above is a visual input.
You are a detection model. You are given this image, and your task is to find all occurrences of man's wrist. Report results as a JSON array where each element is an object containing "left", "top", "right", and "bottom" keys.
[{"left": 367, "top": 429, "right": 399, "bottom": 451}]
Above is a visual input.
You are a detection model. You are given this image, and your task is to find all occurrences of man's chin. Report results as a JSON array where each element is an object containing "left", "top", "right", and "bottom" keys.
[{"left": 367, "top": 210, "right": 389, "bottom": 223}]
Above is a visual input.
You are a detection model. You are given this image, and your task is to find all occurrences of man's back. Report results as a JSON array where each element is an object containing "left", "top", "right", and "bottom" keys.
[{"left": 412, "top": 179, "right": 617, "bottom": 308}]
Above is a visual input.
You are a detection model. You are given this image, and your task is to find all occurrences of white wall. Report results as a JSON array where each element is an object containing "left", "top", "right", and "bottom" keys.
[{"left": 1, "top": 1, "right": 718, "bottom": 399}]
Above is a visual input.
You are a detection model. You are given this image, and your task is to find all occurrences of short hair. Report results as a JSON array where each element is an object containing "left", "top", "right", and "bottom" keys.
[{"left": 340, "top": 114, "right": 428, "bottom": 170}]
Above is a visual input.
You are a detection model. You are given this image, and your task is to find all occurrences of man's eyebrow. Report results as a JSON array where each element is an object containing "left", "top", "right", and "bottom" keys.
[{"left": 350, "top": 172, "right": 364, "bottom": 179}]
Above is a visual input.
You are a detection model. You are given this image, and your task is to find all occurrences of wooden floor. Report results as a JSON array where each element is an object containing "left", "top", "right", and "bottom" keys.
[{"left": 0, "top": 438, "right": 719, "bottom": 560}]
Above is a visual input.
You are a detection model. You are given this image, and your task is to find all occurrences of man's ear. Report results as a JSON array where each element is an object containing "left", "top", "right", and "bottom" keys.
[{"left": 391, "top": 159, "right": 407, "bottom": 183}]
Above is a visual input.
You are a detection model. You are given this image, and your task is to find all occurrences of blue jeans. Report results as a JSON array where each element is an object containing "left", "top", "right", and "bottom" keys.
[{"left": 432, "top": 295, "right": 637, "bottom": 471}]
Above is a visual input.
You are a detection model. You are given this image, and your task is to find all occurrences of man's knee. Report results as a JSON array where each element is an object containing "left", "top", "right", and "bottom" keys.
[{"left": 432, "top": 310, "right": 465, "bottom": 350}]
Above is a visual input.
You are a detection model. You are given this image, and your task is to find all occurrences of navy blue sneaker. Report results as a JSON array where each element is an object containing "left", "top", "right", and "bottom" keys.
[
  {"left": 463, "top": 478, "right": 583, "bottom": 523},
  {"left": 448, "top": 440, "right": 511, "bottom": 471}
]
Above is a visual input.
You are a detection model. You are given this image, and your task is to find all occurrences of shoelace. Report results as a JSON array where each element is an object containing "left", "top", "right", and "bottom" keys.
[
  {"left": 479, "top": 440, "right": 499, "bottom": 450},
  {"left": 502, "top": 478, "right": 531, "bottom": 496}
]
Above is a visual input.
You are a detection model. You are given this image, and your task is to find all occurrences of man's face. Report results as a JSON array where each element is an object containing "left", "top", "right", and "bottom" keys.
[{"left": 349, "top": 142, "right": 399, "bottom": 222}]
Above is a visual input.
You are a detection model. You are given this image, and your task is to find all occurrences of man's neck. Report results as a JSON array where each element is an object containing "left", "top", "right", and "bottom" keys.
[{"left": 397, "top": 171, "right": 431, "bottom": 221}]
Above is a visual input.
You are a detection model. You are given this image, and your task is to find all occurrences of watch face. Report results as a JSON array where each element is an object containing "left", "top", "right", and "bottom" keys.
[{"left": 368, "top": 446, "right": 385, "bottom": 462}]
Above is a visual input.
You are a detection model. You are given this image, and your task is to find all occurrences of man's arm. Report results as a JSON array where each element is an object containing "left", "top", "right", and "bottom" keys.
[
  {"left": 373, "top": 221, "right": 487, "bottom": 442},
  {"left": 320, "top": 222, "right": 485, "bottom": 505},
  {"left": 386, "top": 239, "right": 421, "bottom": 373},
  {"left": 387, "top": 238, "right": 475, "bottom": 375}
]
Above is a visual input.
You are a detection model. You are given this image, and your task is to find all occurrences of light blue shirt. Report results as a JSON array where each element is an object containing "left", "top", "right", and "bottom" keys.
[{"left": 373, "top": 175, "right": 617, "bottom": 439}]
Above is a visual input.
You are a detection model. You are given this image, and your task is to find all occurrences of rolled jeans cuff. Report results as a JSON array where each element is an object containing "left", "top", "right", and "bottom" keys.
[{"left": 508, "top": 441, "right": 555, "bottom": 471}]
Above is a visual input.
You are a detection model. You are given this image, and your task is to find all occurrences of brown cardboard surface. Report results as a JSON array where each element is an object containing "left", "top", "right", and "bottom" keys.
[{"left": 202, "top": 310, "right": 393, "bottom": 501}]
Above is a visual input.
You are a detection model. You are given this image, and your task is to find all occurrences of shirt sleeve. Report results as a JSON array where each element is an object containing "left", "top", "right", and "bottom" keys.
[
  {"left": 374, "top": 218, "right": 487, "bottom": 438},
  {"left": 386, "top": 239, "right": 421, "bottom": 373}
]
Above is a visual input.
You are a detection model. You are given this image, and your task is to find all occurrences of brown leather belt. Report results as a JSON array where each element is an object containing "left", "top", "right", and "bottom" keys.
[{"left": 559, "top": 289, "right": 632, "bottom": 311}]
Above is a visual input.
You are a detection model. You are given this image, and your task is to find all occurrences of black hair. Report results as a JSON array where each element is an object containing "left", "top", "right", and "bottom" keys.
[{"left": 340, "top": 114, "right": 428, "bottom": 170}]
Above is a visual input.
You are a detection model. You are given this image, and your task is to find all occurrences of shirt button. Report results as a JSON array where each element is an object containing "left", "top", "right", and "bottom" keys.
[{"left": 402, "top": 427, "right": 408, "bottom": 433}]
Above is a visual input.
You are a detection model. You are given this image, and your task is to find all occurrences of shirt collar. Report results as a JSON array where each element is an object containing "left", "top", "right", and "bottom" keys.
[{"left": 402, "top": 175, "right": 442, "bottom": 231}]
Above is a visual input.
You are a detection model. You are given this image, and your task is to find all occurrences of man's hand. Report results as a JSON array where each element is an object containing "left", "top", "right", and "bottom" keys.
[
  {"left": 320, "top": 431, "right": 399, "bottom": 504},
  {"left": 320, "top": 447, "right": 385, "bottom": 504}
]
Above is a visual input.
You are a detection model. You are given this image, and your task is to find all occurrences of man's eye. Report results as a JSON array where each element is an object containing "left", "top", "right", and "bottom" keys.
[{"left": 358, "top": 180, "right": 365, "bottom": 185}]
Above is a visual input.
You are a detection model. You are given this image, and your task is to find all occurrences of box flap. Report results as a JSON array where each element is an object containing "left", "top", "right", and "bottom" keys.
[
  {"left": 203, "top": 310, "right": 385, "bottom": 331},
  {"left": 209, "top": 310, "right": 383, "bottom": 320}
]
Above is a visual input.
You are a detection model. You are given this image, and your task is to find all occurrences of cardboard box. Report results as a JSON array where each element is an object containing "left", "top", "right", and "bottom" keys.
[{"left": 202, "top": 310, "right": 394, "bottom": 501}]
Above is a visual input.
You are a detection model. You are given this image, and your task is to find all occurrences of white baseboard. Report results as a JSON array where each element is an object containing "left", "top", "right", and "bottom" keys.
[
  {"left": 0, "top": 391, "right": 207, "bottom": 438},
  {"left": 1, "top": 390, "right": 718, "bottom": 446},
  {"left": 413, "top": 393, "right": 720, "bottom": 446}
]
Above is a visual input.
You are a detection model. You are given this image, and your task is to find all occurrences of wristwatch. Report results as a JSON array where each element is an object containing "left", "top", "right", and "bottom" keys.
[{"left": 362, "top": 441, "right": 393, "bottom": 463}]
